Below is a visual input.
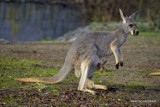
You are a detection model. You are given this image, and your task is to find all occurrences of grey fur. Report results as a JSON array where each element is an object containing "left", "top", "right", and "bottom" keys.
[{"left": 16, "top": 9, "right": 139, "bottom": 95}]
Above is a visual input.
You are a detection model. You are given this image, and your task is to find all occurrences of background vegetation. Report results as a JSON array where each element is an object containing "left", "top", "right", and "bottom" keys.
[
  {"left": 82, "top": 0, "right": 160, "bottom": 31},
  {"left": 0, "top": 0, "right": 160, "bottom": 42}
]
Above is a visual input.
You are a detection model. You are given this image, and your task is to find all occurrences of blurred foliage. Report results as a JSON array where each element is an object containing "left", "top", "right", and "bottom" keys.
[{"left": 82, "top": 0, "right": 160, "bottom": 31}]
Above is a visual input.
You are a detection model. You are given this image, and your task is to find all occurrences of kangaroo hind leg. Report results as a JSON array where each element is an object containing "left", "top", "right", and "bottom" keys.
[
  {"left": 78, "top": 60, "right": 96, "bottom": 95},
  {"left": 87, "top": 76, "right": 107, "bottom": 90}
]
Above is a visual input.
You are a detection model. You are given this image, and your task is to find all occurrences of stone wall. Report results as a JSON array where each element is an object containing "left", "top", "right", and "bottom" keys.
[{"left": 0, "top": 1, "right": 86, "bottom": 41}]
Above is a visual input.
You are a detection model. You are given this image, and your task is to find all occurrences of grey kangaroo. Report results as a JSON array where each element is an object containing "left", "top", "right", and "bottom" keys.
[{"left": 16, "top": 9, "right": 139, "bottom": 95}]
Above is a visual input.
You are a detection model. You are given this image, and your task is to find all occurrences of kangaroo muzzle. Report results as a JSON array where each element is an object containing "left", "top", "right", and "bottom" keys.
[{"left": 133, "top": 30, "right": 139, "bottom": 36}]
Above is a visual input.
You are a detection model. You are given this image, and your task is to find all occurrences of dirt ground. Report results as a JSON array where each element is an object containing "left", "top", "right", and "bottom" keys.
[{"left": 0, "top": 36, "right": 160, "bottom": 106}]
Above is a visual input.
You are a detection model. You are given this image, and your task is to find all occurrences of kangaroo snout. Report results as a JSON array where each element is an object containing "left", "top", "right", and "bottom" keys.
[{"left": 133, "top": 30, "right": 139, "bottom": 36}]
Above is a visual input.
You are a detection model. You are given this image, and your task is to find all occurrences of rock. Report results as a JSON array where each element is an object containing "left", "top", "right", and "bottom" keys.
[{"left": 0, "top": 39, "right": 9, "bottom": 44}]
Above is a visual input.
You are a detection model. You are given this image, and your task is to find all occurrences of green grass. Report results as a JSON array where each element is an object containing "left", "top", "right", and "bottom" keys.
[
  {"left": 0, "top": 55, "right": 79, "bottom": 96},
  {"left": 128, "top": 31, "right": 160, "bottom": 45},
  {"left": 0, "top": 55, "right": 58, "bottom": 90},
  {"left": 140, "top": 31, "right": 160, "bottom": 36}
]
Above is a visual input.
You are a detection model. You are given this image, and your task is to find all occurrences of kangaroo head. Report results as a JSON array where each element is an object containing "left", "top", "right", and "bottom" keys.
[{"left": 119, "top": 8, "right": 139, "bottom": 36}]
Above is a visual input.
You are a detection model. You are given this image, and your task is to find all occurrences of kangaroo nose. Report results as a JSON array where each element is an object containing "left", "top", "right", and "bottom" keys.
[
  {"left": 136, "top": 31, "right": 139, "bottom": 35},
  {"left": 134, "top": 30, "right": 139, "bottom": 36}
]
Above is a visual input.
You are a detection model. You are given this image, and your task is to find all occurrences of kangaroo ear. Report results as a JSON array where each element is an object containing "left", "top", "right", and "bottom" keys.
[
  {"left": 119, "top": 8, "right": 126, "bottom": 23},
  {"left": 129, "top": 11, "right": 138, "bottom": 20}
]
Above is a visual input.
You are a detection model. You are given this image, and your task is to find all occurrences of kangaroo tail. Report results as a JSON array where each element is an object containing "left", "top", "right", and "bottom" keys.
[{"left": 16, "top": 62, "right": 73, "bottom": 84}]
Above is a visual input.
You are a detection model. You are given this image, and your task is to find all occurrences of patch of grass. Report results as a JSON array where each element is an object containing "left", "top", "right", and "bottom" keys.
[
  {"left": 94, "top": 72, "right": 107, "bottom": 78},
  {"left": 127, "top": 83, "right": 145, "bottom": 90},
  {"left": 105, "top": 83, "right": 146, "bottom": 92},
  {"left": 94, "top": 69, "right": 115, "bottom": 84},
  {"left": 0, "top": 55, "right": 58, "bottom": 90},
  {"left": 140, "top": 31, "right": 160, "bottom": 37},
  {"left": 95, "top": 69, "right": 114, "bottom": 77},
  {"left": 23, "top": 83, "right": 47, "bottom": 90},
  {"left": 0, "top": 55, "right": 79, "bottom": 96},
  {"left": 128, "top": 31, "right": 160, "bottom": 45}
]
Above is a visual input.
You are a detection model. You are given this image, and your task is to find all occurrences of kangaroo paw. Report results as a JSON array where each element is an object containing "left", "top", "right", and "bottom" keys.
[
  {"left": 115, "top": 63, "right": 119, "bottom": 69},
  {"left": 94, "top": 84, "right": 107, "bottom": 90},
  {"left": 120, "top": 61, "right": 123, "bottom": 66},
  {"left": 79, "top": 88, "right": 96, "bottom": 95}
]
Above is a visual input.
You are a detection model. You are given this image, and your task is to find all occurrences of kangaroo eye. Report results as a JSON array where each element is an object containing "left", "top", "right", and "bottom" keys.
[{"left": 129, "top": 24, "right": 133, "bottom": 27}]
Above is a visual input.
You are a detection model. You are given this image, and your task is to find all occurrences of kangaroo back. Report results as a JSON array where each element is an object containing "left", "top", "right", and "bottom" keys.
[{"left": 16, "top": 55, "right": 74, "bottom": 84}]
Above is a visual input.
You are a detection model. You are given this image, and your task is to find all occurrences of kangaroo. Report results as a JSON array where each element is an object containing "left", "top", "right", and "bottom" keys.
[{"left": 16, "top": 9, "right": 139, "bottom": 95}]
